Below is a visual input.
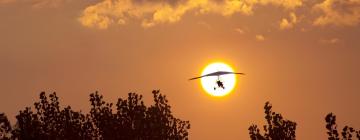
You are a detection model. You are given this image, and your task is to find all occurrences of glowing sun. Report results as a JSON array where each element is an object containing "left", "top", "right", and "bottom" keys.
[{"left": 201, "top": 62, "right": 236, "bottom": 97}]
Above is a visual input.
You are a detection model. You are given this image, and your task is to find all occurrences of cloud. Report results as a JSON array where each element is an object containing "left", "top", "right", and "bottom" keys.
[
  {"left": 280, "top": 12, "right": 297, "bottom": 30},
  {"left": 31, "top": 0, "right": 68, "bottom": 8},
  {"left": 313, "top": 0, "right": 360, "bottom": 26},
  {"left": 0, "top": 0, "right": 68, "bottom": 8},
  {"left": 320, "top": 38, "right": 340, "bottom": 44},
  {"left": 198, "top": 21, "right": 212, "bottom": 29},
  {"left": 0, "top": 0, "right": 16, "bottom": 4},
  {"left": 235, "top": 28, "right": 245, "bottom": 34},
  {"left": 256, "top": 34, "right": 265, "bottom": 41},
  {"left": 79, "top": 0, "right": 303, "bottom": 29}
]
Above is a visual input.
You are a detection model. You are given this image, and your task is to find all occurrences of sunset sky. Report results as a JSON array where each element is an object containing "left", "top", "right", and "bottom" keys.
[{"left": 1, "top": 0, "right": 360, "bottom": 139}]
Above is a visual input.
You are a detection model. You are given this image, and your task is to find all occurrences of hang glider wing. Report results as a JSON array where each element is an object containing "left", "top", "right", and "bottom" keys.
[
  {"left": 188, "top": 73, "right": 218, "bottom": 80},
  {"left": 189, "top": 71, "right": 245, "bottom": 80}
]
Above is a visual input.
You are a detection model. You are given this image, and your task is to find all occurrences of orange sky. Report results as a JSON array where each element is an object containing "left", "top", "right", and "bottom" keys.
[{"left": 1, "top": 0, "right": 360, "bottom": 139}]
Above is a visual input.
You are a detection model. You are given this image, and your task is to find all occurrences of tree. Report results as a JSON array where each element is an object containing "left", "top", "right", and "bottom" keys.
[
  {"left": 0, "top": 113, "right": 12, "bottom": 140},
  {"left": 12, "top": 92, "right": 95, "bottom": 140},
  {"left": 325, "top": 113, "right": 360, "bottom": 140},
  {"left": 249, "top": 102, "right": 297, "bottom": 140},
  {"left": 2, "top": 90, "right": 190, "bottom": 140},
  {"left": 88, "top": 90, "right": 190, "bottom": 140}
]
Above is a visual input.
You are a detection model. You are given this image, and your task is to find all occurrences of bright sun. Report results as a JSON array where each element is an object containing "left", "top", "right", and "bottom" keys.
[{"left": 201, "top": 62, "right": 236, "bottom": 97}]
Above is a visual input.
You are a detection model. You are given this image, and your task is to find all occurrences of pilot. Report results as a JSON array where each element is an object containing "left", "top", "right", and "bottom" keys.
[{"left": 216, "top": 80, "right": 225, "bottom": 90}]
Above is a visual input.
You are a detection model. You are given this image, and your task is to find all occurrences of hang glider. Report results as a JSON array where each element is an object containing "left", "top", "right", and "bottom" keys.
[{"left": 189, "top": 71, "right": 245, "bottom": 80}]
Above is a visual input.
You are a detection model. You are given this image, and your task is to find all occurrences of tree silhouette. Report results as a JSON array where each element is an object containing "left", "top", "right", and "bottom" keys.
[
  {"left": 6, "top": 91, "right": 360, "bottom": 140},
  {"left": 12, "top": 92, "right": 97, "bottom": 139},
  {"left": 88, "top": 90, "right": 190, "bottom": 139},
  {"left": 325, "top": 113, "right": 360, "bottom": 140},
  {"left": 248, "top": 102, "right": 297, "bottom": 140},
  {"left": 1, "top": 90, "right": 190, "bottom": 140},
  {"left": 0, "top": 113, "right": 11, "bottom": 140}
]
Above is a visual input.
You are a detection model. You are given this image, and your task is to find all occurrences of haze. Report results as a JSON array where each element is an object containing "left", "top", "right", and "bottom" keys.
[{"left": 1, "top": 0, "right": 359, "bottom": 139}]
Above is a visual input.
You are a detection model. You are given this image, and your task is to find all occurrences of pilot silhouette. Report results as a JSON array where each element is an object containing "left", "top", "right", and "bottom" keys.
[{"left": 214, "top": 80, "right": 225, "bottom": 90}]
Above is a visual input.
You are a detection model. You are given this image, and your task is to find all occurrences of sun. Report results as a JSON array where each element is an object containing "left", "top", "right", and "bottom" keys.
[{"left": 201, "top": 62, "right": 236, "bottom": 97}]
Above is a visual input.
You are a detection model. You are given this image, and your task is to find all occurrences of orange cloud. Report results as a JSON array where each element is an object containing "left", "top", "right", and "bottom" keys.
[
  {"left": 320, "top": 38, "right": 340, "bottom": 44},
  {"left": 198, "top": 21, "right": 212, "bottom": 29},
  {"left": 32, "top": 0, "right": 68, "bottom": 8},
  {"left": 79, "top": 0, "right": 303, "bottom": 29},
  {"left": 0, "top": 0, "right": 68, "bottom": 8},
  {"left": 235, "top": 28, "right": 245, "bottom": 34},
  {"left": 280, "top": 12, "right": 297, "bottom": 30},
  {"left": 313, "top": 0, "right": 360, "bottom": 26},
  {"left": 256, "top": 34, "right": 265, "bottom": 41},
  {"left": 0, "top": 0, "right": 16, "bottom": 4}
]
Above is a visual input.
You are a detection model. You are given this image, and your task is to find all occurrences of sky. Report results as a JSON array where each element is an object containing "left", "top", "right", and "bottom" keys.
[{"left": 1, "top": 0, "right": 360, "bottom": 139}]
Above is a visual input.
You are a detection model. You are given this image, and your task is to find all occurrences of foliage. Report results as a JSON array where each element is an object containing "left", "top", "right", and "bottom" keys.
[
  {"left": 3, "top": 91, "right": 360, "bottom": 140},
  {"left": 0, "top": 90, "right": 190, "bottom": 140},
  {"left": 248, "top": 102, "right": 297, "bottom": 140},
  {"left": 0, "top": 113, "right": 11, "bottom": 140},
  {"left": 325, "top": 113, "right": 360, "bottom": 140}
]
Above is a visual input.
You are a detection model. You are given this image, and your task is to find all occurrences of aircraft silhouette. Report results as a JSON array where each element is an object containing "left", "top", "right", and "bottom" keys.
[{"left": 189, "top": 71, "right": 245, "bottom": 90}]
